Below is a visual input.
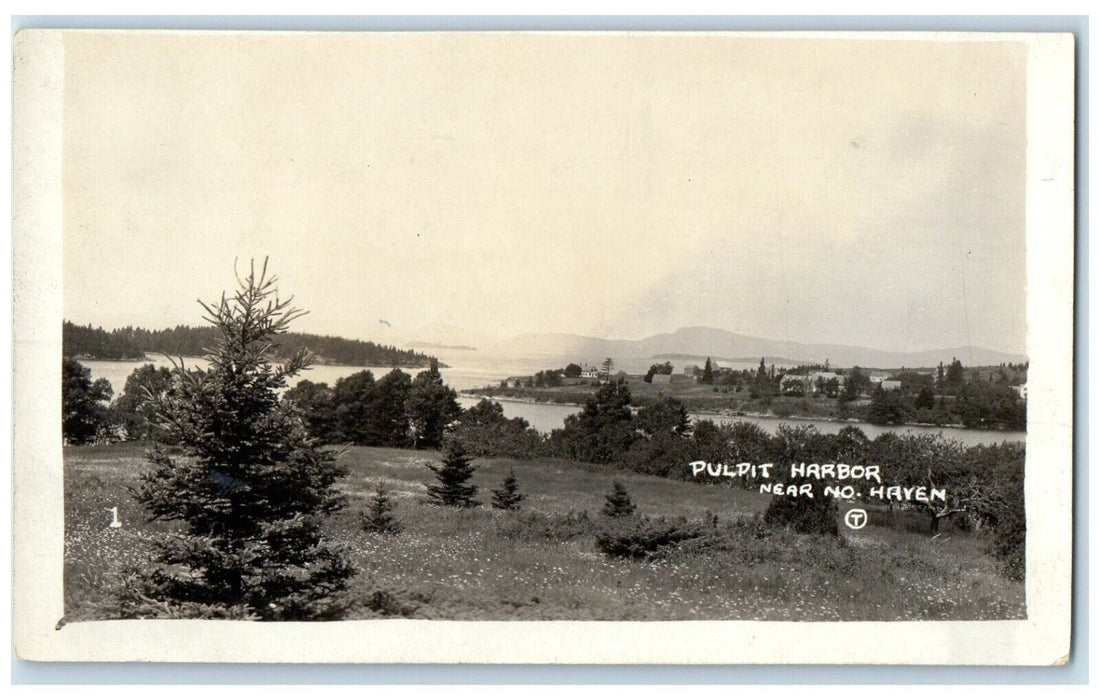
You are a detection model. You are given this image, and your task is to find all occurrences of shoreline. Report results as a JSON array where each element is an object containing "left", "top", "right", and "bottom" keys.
[{"left": 459, "top": 390, "right": 1022, "bottom": 436}]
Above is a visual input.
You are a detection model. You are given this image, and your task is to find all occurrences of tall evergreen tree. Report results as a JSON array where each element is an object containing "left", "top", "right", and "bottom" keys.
[
  {"left": 122, "top": 260, "right": 354, "bottom": 620},
  {"left": 600, "top": 357, "right": 615, "bottom": 382},
  {"left": 426, "top": 441, "right": 479, "bottom": 507},
  {"left": 490, "top": 469, "right": 526, "bottom": 510},
  {"left": 331, "top": 370, "right": 377, "bottom": 443},
  {"left": 370, "top": 369, "right": 413, "bottom": 447},
  {"left": 407, "top": 359, "right": 461, "bottom": 449},
  {"left": 557, "top": 377, "right": 635, "bottom": 463},
  {"left": 284, "top": 379, "right": 339, "bottom": 443},
  {"left": 840, "top": 366, "right": 866, "bottom": 402},
  {"left": 945, "top": 357, "right": 966, "bottom": 390}
]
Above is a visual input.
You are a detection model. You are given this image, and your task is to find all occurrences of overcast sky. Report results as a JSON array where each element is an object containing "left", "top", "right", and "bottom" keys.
[{"left": 62, "top": 33, "right": 1027, "bottom": 355}]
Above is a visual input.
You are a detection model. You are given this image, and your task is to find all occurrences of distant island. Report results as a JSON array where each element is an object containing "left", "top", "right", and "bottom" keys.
[
  {"left": 407, "top": 340, "right": 479, "bottom": 352},
  {"left": 62, "top": 321, "right": 443, "bottom": 368}
]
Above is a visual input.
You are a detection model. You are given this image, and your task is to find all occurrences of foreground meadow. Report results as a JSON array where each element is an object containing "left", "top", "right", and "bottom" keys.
[{"left": 64, "top": 442, "right": 1024, "bottom": 622}]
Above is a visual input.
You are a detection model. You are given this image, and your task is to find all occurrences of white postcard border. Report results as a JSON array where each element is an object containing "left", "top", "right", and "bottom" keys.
[{"left": 12, "top": 30, "right": 1075, "bottom": 665}]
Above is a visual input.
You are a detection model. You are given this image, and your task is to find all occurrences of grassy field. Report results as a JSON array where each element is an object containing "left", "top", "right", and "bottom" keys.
[{"left": 64, "top": 442, "right": 1025, "bottom": 622}]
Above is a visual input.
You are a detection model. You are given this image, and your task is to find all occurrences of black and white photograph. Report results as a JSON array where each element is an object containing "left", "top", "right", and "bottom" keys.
[{"left": 13, "top": 28, "right": 1074, "bottom": 664}]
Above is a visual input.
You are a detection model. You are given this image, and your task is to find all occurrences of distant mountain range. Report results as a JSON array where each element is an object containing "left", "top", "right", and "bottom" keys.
[
  {"left": 468, "top": 326, "right": 1026, "bottom": 369},
  {"left": 654, "top": 353, "right": 804, "bottom": 366}
]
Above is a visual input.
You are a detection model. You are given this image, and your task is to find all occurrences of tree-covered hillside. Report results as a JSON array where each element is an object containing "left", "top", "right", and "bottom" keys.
[{"left": 62, "top": 321, "right": 439, "bottom": 368}]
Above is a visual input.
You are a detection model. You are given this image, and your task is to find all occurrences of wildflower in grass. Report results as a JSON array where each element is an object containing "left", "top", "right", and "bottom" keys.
[{"left": 491, "top": 470, "right": 526, "bottom": 511}]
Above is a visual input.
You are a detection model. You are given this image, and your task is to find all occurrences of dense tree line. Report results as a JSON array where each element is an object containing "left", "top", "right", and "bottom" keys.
[
  {"left": 283, "top": 360, "right": 461, "bottom": 449},
  {"left": 62, "top": 320, "right": 438, "bottom": 368},
  {"left": 502, "top": 366, "right": 576, "bottom": 388},
  {"left": 447, "top": 399, "right": 543, "bottom": 459},
  {"left": 862, "top": 365, "right": 1026, "bottom": 431},
  {"left": 64, "top": 355, "right": 469, "bottom": 451}
]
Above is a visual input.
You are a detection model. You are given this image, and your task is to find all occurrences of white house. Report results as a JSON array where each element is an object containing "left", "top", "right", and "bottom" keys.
[
  {"left": 1014, "top": 384, "right": 1028, "bottom": 399},
  {"left": 880, "top": 379, "right": 902, "bottom": 391},
  {"left": 580, "top": 366, "right": 600, "bottom": 379}
]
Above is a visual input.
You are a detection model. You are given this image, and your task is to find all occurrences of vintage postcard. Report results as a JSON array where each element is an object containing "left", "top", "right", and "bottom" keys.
[{"left": 13, "top": 30, "right": 1074, "bottom": 664}]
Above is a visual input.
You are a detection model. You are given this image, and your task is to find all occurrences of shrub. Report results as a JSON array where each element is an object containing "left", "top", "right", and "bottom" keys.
[
  {"left": 495, "top": 510, "right": 595, "bottom": 542},
  {"left": 990, "top": 505, "right": 1026, "bottom": 581},
  {"left": 668, "top": 516, "right": 856, "bottom": 573},
  {"left": 595, "top": 516, "right": 705, "bottom": 559},
  {"left": 969, "top": 442, "right": 1026, "bottom": 580},
  {"left": 618, "top": 433, "right": 693, "bottom": 478},
  {"left": 762, "top": 491, "right": 840, "bottom": 536},
  {"left": 362, "top": 589, "right": 419, "bottom": 617}
]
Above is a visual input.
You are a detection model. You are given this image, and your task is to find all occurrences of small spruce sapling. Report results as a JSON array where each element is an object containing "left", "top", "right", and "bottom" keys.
[
  {"left": 426, "top": 441, "right": 479, "bottom": 507},
  {"left": 361, "top": 481, "right": 402, "bottom": 534},
  {"left": 491, "top": 469, "right": 526, "bottom": 510},
  {"left": 602, "top": 480, "right": 637, "bottom": 518}
]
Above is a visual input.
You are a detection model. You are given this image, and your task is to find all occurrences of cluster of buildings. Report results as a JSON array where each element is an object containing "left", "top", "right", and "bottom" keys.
[{"left": 500, "top": 358, "right": 1028, "bottom": 401}]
